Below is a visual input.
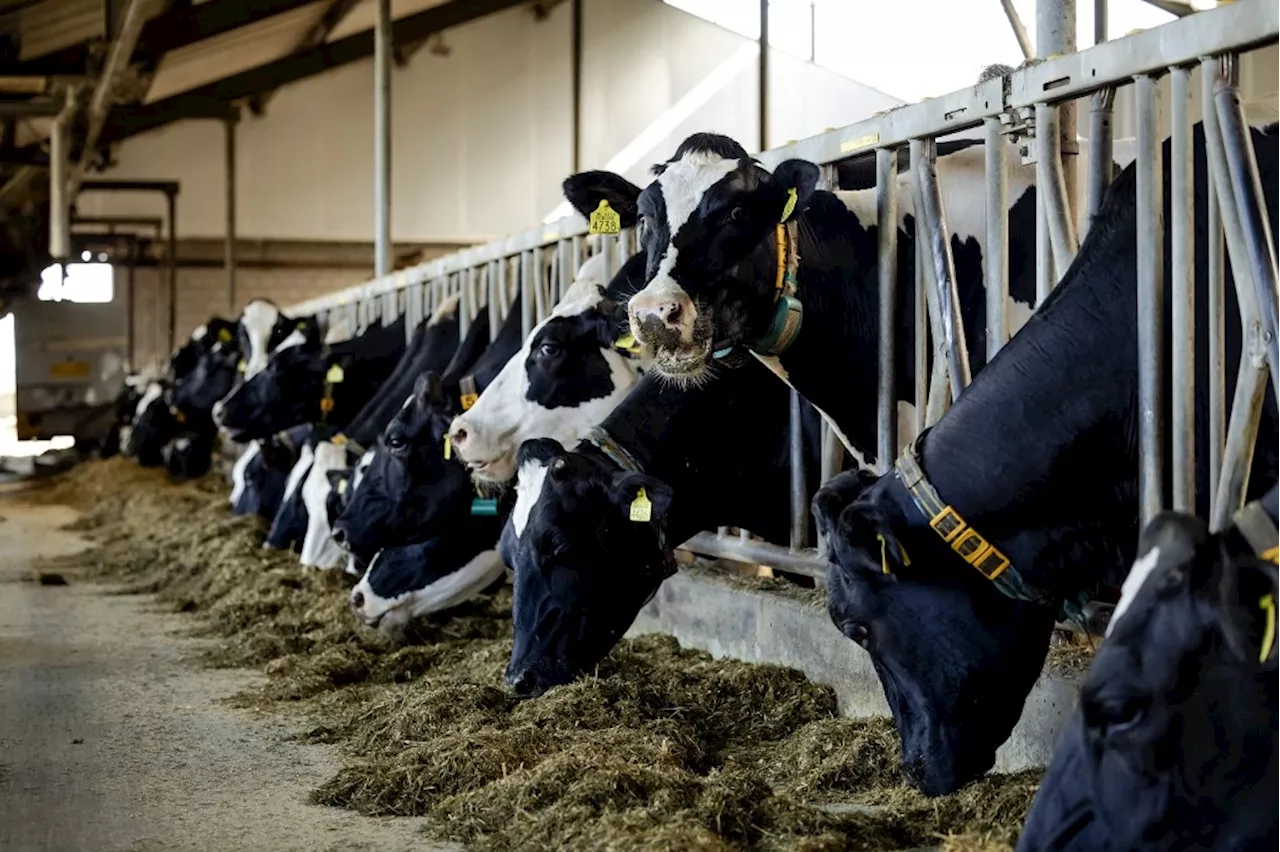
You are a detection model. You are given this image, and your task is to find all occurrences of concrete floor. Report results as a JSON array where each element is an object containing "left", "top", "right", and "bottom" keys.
[{"left": 0, "top": 496, "right": 444, "bottom": 852}]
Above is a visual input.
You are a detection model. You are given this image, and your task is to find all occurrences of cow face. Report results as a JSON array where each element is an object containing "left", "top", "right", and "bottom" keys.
[
  {"left": 264, "top": 443, "right": 315, "bottom": 552},
  {"left": 562, "top": 134, "right": 818, "bottom": 382},
  {"left": 325, "top": 468, "right": 352, "bottom": 528},
  {"left": 813, "top": 470, "right": 1057, "bottom": 796},
  {"left": 348, "top": 540, "right": 506, "bottom": 639},
  {"left": 172, "top": 328, "right": 240, "bottom": 415},
  {"left": 216, "top": 340, "right": 340, "bottom": 442},
  {"left": 1018, "top": 512, "right": 1279, "bottom": 852},
  {"left": 332, "top": 372, "right": 469, "bottom": 560},
  {"left": 126, "top": 382, "right": 177, "bottom": 466},
  {"left": 448, "top": 287, "right": 640, "bottom": 485},
  {"left": 501, "top": 438, "right": 676, "bottom": 698}
]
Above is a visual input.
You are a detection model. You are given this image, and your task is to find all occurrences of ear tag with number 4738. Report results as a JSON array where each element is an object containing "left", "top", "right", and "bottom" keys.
[
  {"left": 589, "top": 200, "right": 621, "bottom": 235},
  {"left": 629, "top": 487, "right": 652, "bottom": 523}
]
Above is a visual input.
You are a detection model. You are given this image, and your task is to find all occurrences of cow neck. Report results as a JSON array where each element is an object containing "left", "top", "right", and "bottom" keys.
[
  {"left": 443, "top": 297, "right": 525, "bottom": 401},
  {"left": 891, "top": 186, "right": 1145, "bottom": 603},
  {"left": 763, "top": 192, "right": 885, "bottom": 464},
  {"left": 319, "top": 323, "right": 407, "bottom": 430},
  {"left": 590, "top": 375, "right": 692, "bottom": 473}
]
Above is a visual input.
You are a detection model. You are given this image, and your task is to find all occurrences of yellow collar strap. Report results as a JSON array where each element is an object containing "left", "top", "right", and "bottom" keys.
[
  {"left": 894, "top": 439, "right": 1060, "bottom": 608},
  {"left": 750, "top": 220, "right": 803, "bottom": 356}
]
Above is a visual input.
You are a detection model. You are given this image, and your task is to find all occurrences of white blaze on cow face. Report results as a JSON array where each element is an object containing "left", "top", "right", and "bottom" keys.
[
  {"left": 273, "top": 328, "right": 308, "bottom": 353},
  {"left": 349, "top": 548, "right": 507, "bottom": 638},
  {"left": 448, "top": 288, "right": 642, "bottom": 485},
  {"left": 133, "top": 381, "right": 164, "bottom": 425},
  {"left": 300, "top": 441, "right": 348, "bottom": 570},
  {"left": 240, "top": 300, "right": 282, "bottom": 379},
  {"left": 1107, "top": 545, "right": 1163, "bottom": 637},
  {"left": 229, "top": 440, "right": 260, "bottom": 507},
  {"left": 628, "top": 151, "right": 740, "bottom": 357},
  {"left": 191, "top": 324, "right": 208, "bottom": 342},
  {"left": 512, "top": 458, "right": 550, "bottom": 538}
]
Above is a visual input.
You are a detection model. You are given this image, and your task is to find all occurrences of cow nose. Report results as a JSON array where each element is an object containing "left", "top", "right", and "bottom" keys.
[
  {"left": 350, "top": 589, "right": 365, "bottom": 611},
  {"left": 504, "top": 668, "right": 538, "bottom": 697},
  {"left": 631, "top": 300, "right": 683, "bottom": 331},
  {"left": 450, "top": 423, "right": 470, "bottom": 452}
]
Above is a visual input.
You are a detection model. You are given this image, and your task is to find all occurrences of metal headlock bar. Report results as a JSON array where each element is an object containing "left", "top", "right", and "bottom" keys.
[{"left": 283, "top": 1, "right": 1278, "bottom": 599}]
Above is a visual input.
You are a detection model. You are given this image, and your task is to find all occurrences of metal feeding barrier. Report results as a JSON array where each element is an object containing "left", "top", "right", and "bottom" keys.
[{"left": 286, "top": 1, "right": 1278, "bottom": 601}]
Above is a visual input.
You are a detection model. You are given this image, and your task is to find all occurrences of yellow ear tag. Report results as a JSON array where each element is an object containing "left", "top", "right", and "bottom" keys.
[
  {"left": 218, "top": 328, "right": 233, "bottom": 343},
  {"left": 331, "top": 433, "right": 348, "bottom": 446},
  {"left": 296, "top": 321, "right": 307, "bottom": 331},
  {"left": 326, "top": 364, "right": 345, "bottom": 384},
  {"left": 589, "top": 199, "right": 621, "bottom": 235},
  {"left": 337, "top": 479, "right": 348, "bottom": 496},
  {"left": 780, "top": 187, "right": 798, "bottom": 222},
  {"left": 443, "top": 434, "right": 452, "bottom": 460},
  {"left": 629, "top": 487, "right": 652, "bottom": 523},
  {"left": 1259, "top": 593, "right": 1276, "bottom": 664},
  {"left": 460, "top": 392, "right": 478, "bottom": 411},
  {"left": 237, "top": 360, "right": 247, "bottom": 373},
  {"left": 615, "top": 332, "right": 641, "bottom": 353}
]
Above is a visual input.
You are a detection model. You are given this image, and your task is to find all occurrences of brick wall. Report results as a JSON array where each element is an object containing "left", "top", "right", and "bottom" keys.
[{"left": 128, "top": 265, "right": 364, "bottom": 369}]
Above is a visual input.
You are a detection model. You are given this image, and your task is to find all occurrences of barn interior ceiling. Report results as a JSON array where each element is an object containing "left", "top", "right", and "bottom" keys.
[{"left": 0, "top": 0, "right": 542, "bottom": 304}]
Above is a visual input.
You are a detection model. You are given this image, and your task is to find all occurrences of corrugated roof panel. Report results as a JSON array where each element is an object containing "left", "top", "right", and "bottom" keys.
[
  {"left": 327, "top": 0, "right": 454, "bottom": 43},
  {"left": 16, "top": 0, "right": 104, "bottom": 60},
  {"left": 144, "top": 1, "right": 329, "bottom": 103}
]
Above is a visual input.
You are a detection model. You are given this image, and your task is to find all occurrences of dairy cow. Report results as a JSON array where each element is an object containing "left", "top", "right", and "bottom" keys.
[
  {"left": 1017, "top": 486, "right": 1278, "bottom": 851},
  {"left": 811, "top": 123, "right": 1278, "bottom": 796}
]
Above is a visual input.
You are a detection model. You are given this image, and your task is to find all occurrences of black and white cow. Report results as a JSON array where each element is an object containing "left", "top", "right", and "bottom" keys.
[
  {"left": 298, "top": 298, "right": 464, "bottom": 568},
  {"left": 331, "top": 294, "right": 526, "bottom": 559},
  {"left": 215, "top": 314, "right": 404, "bottom": 442},
  {"left": 501, "top": 356, "right": 822, "bottom": 697},
  {"left": 562, "top": 132, "right": 1039, "bottom": 463},
  {"left": 447, "top": 253, "right": 648, "bottom": 485},
  {"left": 1017, "top": 486, "right": 1278, "bottom": 852},
  {"left": 231, "top": 425, "right": 311, "bottom": 520},
  {"left": 811, "top": 123, "right": 1279, "bottom": 796}
]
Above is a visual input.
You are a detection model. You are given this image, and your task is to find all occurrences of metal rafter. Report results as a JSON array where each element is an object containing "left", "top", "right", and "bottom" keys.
[{"left": 247, "top": 0, "right": 362, "bottom": 116}]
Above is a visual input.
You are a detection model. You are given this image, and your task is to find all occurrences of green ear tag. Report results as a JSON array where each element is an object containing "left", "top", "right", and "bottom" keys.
[
  {"left": 629, "top": 487, "right": 652, "bottom": 523},
  {"left": 589, "top": 200, "right": 621, "bottom": 235},
  {"left": 780, "top": 187, "right": 798, "bottom": 222},
  {"left": 326, "top": 364, "right": 346, "bottom": 384}
]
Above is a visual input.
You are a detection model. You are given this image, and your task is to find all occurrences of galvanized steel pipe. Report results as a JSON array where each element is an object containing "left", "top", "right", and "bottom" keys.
[
  {"left": 224, "top": 114, "right": 238, "bottom": 314},
  {"left": 521, "top": 250, "right": 534, "bottom": 340},
  {"left": 984, "top": 117, "right": 1008, "bottom": 362},
  {"left": 789, "top": 389, "right": 808, "bottom": 550},
  {"left": 374, "top": 0, "right": 392, "bottom": 279},
  {"left": 48, "top": 87, "right": 73, "bottom": 261},
  {"left": 1135, "top": 74, "right": 1165, "bottom": 525},
  {"left": 917, "top": 139, "right": 971, "bottom": 399},
  {"left": 1036, "top": 103, "right": 1079, "bottom": 288},
  {"left": 1085, "top": 87, "right": 1115, "bottom": 239},
  {"left": 875, "top": 147, "right": 898, "bottom": 472},
  {"left": 1212, "top": 326, "right": 1267, "bottom": 531},
  {"left": 1170, "top": 66, "right": 1194, "bottom": 512}
]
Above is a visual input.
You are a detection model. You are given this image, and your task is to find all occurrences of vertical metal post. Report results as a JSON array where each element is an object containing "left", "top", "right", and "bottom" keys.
[
  {"left": 758, "top": 0, "right": 769, "bottom": 152},
  {"left": 1038, "top": 0, "right": 1077, "bottom": 220},
  {"left": 373, "top": 0, "right": 392, "bottom": 279},
  {"left": 166, "top": 189, "right": 178, "bottom": 354},
  {"left": 570, "top": 0, "right": 583, "bottom": 172},
  {"left": 557, "top": 239, "right": 571, "bottom": 305},
  {"left": 1085, "top": 88, "right": 1115, "bottom": 239},
  {"left": 459, "top": 267, "right": 472, "bottom": 339},
  {"left": 49, "top": 89, "right": 72, "bottom": 261},
  {"left": 224, "top": 113, "right": 237, "bottom": 314},
  {"left": 1170, "top": 67, "right": 1194, "bottom": 512},
  {"left": 917, "top": 139, "right": 971, "bottom": 398},
  {"left": 571, "top": 235, "right": 583, "bottom": 280},
  {"left": 532, "top": 245, "right": 547, "bottom": 321},
  {"left": 521, "top": 250, "right": 534, "bottom": 339},
  {"left": 911, "top": 139, "right": 951, "bottom": 425},
  {"left": 789, "top": 389, "right": 808, "bottom": 550},
  {"left": 875, "top": 147, "right": 898, "bottom": 473},
  {"left": 1212, "top": 326, "right": 1267, "bottom": 531},
  {"left": 911, "top": 145, "right": 928, "bottom": 435},
  {"left": 599, "top": 235, "right": 613, "bottom": 285},
  {"left": 1205, "top": 87, "right": 1226, "bottom": 512},
  {"left": 1214, "top": 65, "right": 1280, "bottom": 399},
  {"left": 1135, "top": 74, "right": 1164, "bottom": 525},
  {"left": 1036, "top": 102, "right": 1079, "bottom": 285},
  {"left": 984, "top": 117, "right": 1008, "bottom": 362},
  {"left": 126, "top": 236, "right": 136, "bottom": 366}
]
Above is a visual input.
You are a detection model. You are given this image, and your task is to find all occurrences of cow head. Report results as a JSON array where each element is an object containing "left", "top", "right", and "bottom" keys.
[
  {"left": 212, "top": 302, "right": 317, "bottom": 427},
  {"left": 172, "top": 321, "right": 241, "bottom": 415},
  {"left": 812, "top": 469, "right": 1057, "bottom": 796},
  {"left": 325, "top": 467, "right": 353, "bottom": 528},
  {"left": 1018, "top": 510, "right": 1279, "bottom": 852},
  {"left": 264, "top": 442, "right": 315, "bottom": 552},
  {"left": 332, "top": 372, "right": 470, "bottom": 560},
  {"left": 215, "top": 332, "right": 340, "bottom": 441},
  {"left": 563, "top": 133, "right": 818, "bottom": 382},
  {"left": 501, "top": 438, "right": 676, "bottom": 698},
  {"left": 448, "top": 284, "right": 640, "bottom": 485},
  {"left": 348, "top": 540, "right": 506, "bottom": 640},
  {"left": 126, "top": 381, "right": 177, "bottom": 466}
]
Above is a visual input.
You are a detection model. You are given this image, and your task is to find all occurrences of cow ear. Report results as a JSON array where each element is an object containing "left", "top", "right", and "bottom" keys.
[
  {"left": 607, "top": 471, "right": 674, "bottom": 521},
  {"left": 519, "top": 437, "right": 565, "bottom": 471},
  {"left": 1205, "top": 541, "right": 1279, "bottom": 666},
  {"left": 825, "top": 497, "right": 906, "bottom": 579},
  {"left": 812, "top": 468, "right": 880, "bottom": 545},
  {"left": 412, "top": 371, "right": 445, "bottom": 408},
  {"left": 592, "top": 300, "right": 628, "bottom": 349},
  {"left": 772, "top": 159, "right": 820, "bottom": 222},
  {"left": 325, "top": 468, "right": 350, "bottom": 490},
  {"left": 562, "top": 171, "right": 642, "bottom": 228}
]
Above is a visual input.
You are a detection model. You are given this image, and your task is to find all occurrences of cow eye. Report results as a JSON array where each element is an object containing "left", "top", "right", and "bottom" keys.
[
  {"left": 728, "top": 206, "right": 747, "bottom": 224},
  {"left": 539, "top": 342, "right": 561, "bottom": 358},
  {"left": 1087, "top": 696, "right": 1147, "bottom": 738},
  {"left": 386, "top": 435, "right": 408, "bottom": 452}
]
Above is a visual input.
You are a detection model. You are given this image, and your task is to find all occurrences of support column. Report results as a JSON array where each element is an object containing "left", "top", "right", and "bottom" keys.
[
  {"left": 758, "top": 0, "right": 768, "bottom": 152},
  {"left": 1038, "top": 0, "right": 1078, "bottom": 221},
  {"left": 224, "top": 112, "right": 238, "bottom": 314},
  {"left": 49, "top": 87, "right": 74, "bottom": 261},
  {"left": 374, "top": 0, "right": 392, "bottom": 278}
]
